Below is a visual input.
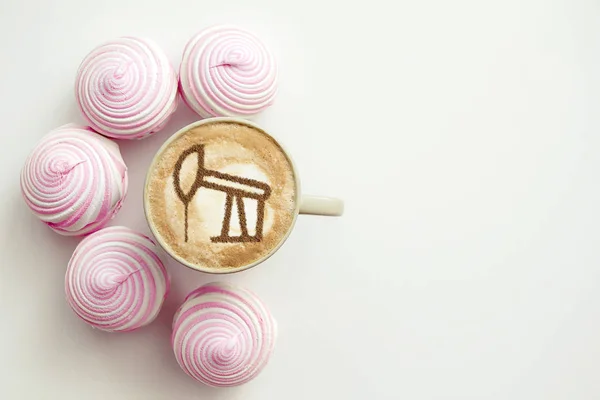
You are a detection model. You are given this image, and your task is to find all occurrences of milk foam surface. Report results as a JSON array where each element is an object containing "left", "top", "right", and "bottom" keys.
[{"left": 146, "top": 121, "right": 296, "bottom": 271}]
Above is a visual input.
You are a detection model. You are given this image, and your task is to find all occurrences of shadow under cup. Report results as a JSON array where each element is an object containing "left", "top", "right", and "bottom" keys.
[{"left": 144, "top": 117, "right": 343, "bottom": 274}]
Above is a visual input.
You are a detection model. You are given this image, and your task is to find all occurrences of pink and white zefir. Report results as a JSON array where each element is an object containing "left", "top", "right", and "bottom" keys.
[
  {"left": 172, "top": 282, "right": 277, "bottom": 387},
  {"left": 65, "top": 226, "right": 170, "bottom": 332},
  {"left": 76, "top": 37, "right": 178, "bottom": 139},
  {"left": 179, "top": 25, "right": 278, "bottom": 119},
  {"left": 20, "top": 125, "right": 128, "bottom": 236}
]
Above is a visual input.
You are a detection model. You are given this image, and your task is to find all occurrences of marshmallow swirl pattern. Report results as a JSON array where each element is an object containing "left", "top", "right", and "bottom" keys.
[
  {"left": 179, "top": 25, "right": 278, "bottom": 118},
  {"left": 76, "top": 37, "right": 178, "bottom": 139},
  {"left": 65, "top": 226, "right": 170, "bottom": 332},
  {"left": 172, "top": 282, "right": 277, "bottom": 387},
  {"left": 20, "top": 125, "right": 128, "bottom": 236}
]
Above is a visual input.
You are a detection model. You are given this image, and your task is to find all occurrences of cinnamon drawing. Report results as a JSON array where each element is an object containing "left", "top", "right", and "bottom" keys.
[{"left": 173, "top": 144, "right": 272, "bottom": 243}]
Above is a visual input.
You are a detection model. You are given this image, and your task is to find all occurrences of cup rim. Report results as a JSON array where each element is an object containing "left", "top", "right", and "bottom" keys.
[{"left": 143, "top": 117, "right": 302, "bottom": 274}]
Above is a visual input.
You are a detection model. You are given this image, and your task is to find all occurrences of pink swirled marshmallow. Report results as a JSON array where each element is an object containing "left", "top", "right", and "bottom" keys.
[
  {"left": 172, "top": 282, "right": 277, "bottom": 387},
  {"left": 65, "top": 226, "right": 170, "bottom": 332},
  {"left": 179, "top": 25, "right": 278, "bottom": 119},
  {"left": 76, "top": 37, "right": 178, "bottom": 139},
  {"left": 20, "top": 125, "right": 128, "bottom": 236}
]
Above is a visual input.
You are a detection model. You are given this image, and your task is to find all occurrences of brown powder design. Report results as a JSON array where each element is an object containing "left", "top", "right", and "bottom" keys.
[
  {"left": 146, "top": 121, "right": 297, "bottom": 271},
  {"left": 172, "top": 144, "right": 272, "bottom": 243}
]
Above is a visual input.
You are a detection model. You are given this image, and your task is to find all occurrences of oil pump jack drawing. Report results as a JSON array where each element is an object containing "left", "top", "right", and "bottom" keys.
[{"left": 173, "top": 144, "right": 272, "bottom": 243}]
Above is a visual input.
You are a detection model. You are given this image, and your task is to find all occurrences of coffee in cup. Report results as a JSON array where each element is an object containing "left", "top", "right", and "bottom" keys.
[{"left": 144, "top": 118, "right": 342, "bottom": 273}]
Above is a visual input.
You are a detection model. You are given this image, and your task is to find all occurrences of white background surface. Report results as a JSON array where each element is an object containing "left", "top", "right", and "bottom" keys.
[{"left": 1, "top": 0, "right": 599, "bottom": 398}]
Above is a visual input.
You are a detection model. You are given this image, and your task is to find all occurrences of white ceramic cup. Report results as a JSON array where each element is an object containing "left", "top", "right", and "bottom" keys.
[{"left": 144, "top": 117, "right": 343, "bottom": 273}]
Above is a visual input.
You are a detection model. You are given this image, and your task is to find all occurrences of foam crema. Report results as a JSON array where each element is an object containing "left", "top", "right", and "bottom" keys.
[{"left": 145, "top": 120, "right": 297, "bottom": 272}]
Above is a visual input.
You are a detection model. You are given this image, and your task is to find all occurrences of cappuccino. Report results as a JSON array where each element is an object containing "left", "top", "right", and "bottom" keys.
[{"left": 145, "top": 120, "right": 297, "bottom": 272}]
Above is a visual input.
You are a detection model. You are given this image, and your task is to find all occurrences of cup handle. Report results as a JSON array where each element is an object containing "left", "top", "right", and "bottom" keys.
[{"left": 299, "top": 195, "right": 344, "bottom": 216}]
